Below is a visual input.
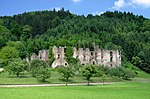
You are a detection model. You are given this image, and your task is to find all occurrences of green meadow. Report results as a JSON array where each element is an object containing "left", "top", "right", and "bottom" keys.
[
  {"left": 0, "top": 82, "right": 150, "bottom": 99},
  {"left": 0, "top": 70, "right": 122, "bottom": 84},
  {"left": 0, "top": 67, "right": 149, "bottom": 99}
]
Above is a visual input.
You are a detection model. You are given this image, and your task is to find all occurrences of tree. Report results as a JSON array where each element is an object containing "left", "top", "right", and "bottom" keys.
[
  {"left": 29, "top": 59, "right": 50, "bottom": 82},
  {"left": 131, "top": 56, "right": 141, "bottom": 66},
  {"left": 20, "top": 25, "right": 32, "bottom": 41},
  {"left": 0, "top": 25, "right": 11, "bottom": 48},
  {"left": 95, "top": 65, "right": 108, "bottom": 84},
  {"left": 10, "top": 23, "right": 22, "bottom": 40},
  {"left": 58, "top": 66, "right": 75, "bottom": 85},
  {"left": 81, "top": 64, "right": 97, "bottom": 85},
  {"left": 6, "top": 58, "right": 27, "bottom": 77},
  {"left": 108, "top": 67, "right": 135, "bottom": 80},
  {"left": 36, "top": 67, "right": 50, "bottom": 82},
  {"left": 6, "top": 41, "right": 27, "bottom": 59},
  {"left": 0, "top": 46, "right": 19, "bottom": 67}
]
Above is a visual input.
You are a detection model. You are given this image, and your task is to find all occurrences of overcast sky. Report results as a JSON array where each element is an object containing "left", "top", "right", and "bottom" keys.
[{"left": 0, "top": 0, "right": 150, "bottom": 18}]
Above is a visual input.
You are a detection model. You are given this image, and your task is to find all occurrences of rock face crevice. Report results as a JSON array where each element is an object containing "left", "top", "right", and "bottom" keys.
[{"left": 30, "top": 46, "right": 121, "bottom": 68}]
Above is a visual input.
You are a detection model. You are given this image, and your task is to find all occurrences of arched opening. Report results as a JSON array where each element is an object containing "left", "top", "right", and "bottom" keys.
[
  {"left": 93, "top": 61, "right": 95, "bottom": 65},
  {"left": 110, "top": 51, "right": 113, "bottom": 62},
  {"left": 58, "top": 54, "right": 60, "bottom": 59},
  {"left": 110, "top": 57, "right": 113, "bottom": 62}
]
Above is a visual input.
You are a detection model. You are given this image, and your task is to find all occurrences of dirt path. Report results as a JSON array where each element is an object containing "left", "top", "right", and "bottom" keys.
[{"left": 0, "top": 82, "right": 122, "bottom": 87}]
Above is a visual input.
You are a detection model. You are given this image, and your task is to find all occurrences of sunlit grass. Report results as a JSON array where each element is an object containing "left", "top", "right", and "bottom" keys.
[{"left": 0, "top": 82, "right": 150, "bottom": 99}]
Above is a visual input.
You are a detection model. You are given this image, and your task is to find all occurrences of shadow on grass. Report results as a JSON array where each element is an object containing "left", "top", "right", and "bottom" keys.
[
  {"left": 8, "top": 75, "right": 30, "bottom": 78},
  {"left": 59, "top": 78, "right": 74, "bottom": 83},
  {"left": 37, "top": 80, "right": 52, "bottom": 84}
]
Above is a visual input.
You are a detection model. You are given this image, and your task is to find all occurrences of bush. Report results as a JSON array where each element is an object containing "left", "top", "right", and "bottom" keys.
[
  {"left": 36, "top": 68, "right": 50, "bottom": 82},
  {"left": 29, "top": 59, "right": 50, "bottom": 82},
  {"left": 58, "top": 66, "right": 75, "bottom": 85},
  {"left": 108, "top": 67, "right": 135, "bottom": 80},
  {"left": 81, "top": 64, "right": 97, "bottom": 85},
  {"left": 5, "top": 58, "right": 27, "bottom": 77}
]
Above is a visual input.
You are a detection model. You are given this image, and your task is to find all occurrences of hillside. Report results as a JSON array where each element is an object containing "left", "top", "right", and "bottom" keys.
[{"left": 0, "top": 8, "right": 150, "bottom": 73}]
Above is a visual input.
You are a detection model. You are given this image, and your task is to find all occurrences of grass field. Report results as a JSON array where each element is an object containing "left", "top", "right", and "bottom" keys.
[
  {"left": 0, "top": 81, "right": 150, "bottom": 99},
  {"left": 0, "top": 70, "right": 122, "bottom": 84}
]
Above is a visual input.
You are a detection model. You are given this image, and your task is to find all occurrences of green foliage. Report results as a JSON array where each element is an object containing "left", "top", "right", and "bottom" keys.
[
  {"left": 81, "top": 64, "right": 97, "bottom": 85},
  {"left": 29, "top": 59, "right": 47, "bottom": 76},
  {"left": 131, "top": 56, "right": 141, "bottom": 66},
  {"left": 36, "top": 68, "right": 50, "bottom": 82},
  {"left": 6, "top": 41, "right": 27, "bottom": 59},
  {"left": 0, "top": 25, "right": 11, "bottom": 48},
  {"left": 0, "top": 46, "right": 19, "bottom": 67},
  {"left": 0, "top": 10, "right": 150, "bottom": 73},
  {"left": 10, "top": 23, "right": 22, "bottom": 40},
  {"left": 65, "top": 46, "right": 77, "bottom": 64},
  {"left": 108, "top": 67, "right": 135, "bottom": 80},
  {"left": 105, "top": 42, "right": 122, "bottom": 50},
  {"left": 48, "top": 46, "right": 55, "bottom": 65},
  {"left": 58, "top": 66, "right": 75, "bottom": 85},
  {"left": 5, "top": 58, "right": 27, "bottom": 77},
  {"left": 29, "top": 59, "right": 50, "bottom": 82},
  {"left": 20, "top": 25, "right": 32, "bottom": 41},
  {"left": 95, "top": 65, "right": 109, "bottom": 77},
  {"left": 66, "top": 46, "right": 73, "bottom": 58}
]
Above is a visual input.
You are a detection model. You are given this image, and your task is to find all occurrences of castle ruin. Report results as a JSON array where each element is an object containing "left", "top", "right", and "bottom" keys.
[
  {"left": 51, "top": 46, "right": 68, "bottom": 68},
  {"left": 30, "top": 46, "right": 121, "bottom": 68},
  {"left": 30, "top": 50, "right": 49, "bottom": 61},
  {"left": 73, "top": 47, "right": 121, "bottom": 67}
]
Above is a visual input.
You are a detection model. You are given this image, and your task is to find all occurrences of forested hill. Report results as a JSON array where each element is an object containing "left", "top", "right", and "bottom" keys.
[{"left": 0, "top": 8, "right": 150, "bottom": 73}]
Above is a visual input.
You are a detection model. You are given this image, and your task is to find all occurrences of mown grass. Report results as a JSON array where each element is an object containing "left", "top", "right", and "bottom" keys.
[
  {"left": 0, "top": 70, "right": 122, "bottom": 84},
  {"left": 0, "top": 81, "right": 150, "bottom": 99},
  {"left": 0, "top": 67, "right": 149, "bottom": 84}
]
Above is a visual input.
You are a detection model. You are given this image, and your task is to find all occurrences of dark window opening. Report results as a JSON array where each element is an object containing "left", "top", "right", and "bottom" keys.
[
  {"left": 110, "top": 51, "right": 113, "bottom": 62},
  {"left": 93, "top": 61, "right": 95, "bottom": 65},
  {"left": 58, "top": 54, "right": 60, "bottom": 59},
  {"left": 101, "top": 53, "right": 103, "bottom": 59},
  {"left": 110, "top": 57, "right": 113, "bottom": 62},
  {"left": 65, "top": 63, "right": 67, "bottom": 65},
  {"left": 91, "top": 52, "right": 93, "bottom": 56},
  {"left": 110, "top": 51, "right": 113, "bottom": 57},
  {"left": 64, "top": 48, "right": 66, "bottom": 52},
  {"left": 111, "top": 64, "right": 112, "bottom": 67}
]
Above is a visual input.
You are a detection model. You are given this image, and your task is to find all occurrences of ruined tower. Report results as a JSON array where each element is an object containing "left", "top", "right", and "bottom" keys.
[
  {"left": 38, "top": 50, "right": 49, "bottom": 61},
  {"left": 51, "top": 46, "right": 68, "bottom": 68}
]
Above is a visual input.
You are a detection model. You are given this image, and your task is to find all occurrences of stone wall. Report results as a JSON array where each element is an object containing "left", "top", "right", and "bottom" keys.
[
  {"left": 38, "top": 50, "right": 49, "bottom": 61},
  {"left": 51, "top": 46, "right": 68, "bottom": 68},
  {"left": 73, "top": 47, "right": 121, "bottom": 67},
  {"left": 30, "top": 46, "right": 121, "bottom": 68}
]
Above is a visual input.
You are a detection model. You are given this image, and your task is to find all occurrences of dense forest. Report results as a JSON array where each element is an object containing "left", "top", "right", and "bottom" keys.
[{"left": 0, "top": 8, "right": 150, "bottom": 73}]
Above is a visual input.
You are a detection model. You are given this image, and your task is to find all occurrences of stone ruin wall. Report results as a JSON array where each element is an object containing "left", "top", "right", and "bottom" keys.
[
  {"left": 51, "top": 46, "right": 68, "bottom": 68},
  {"left": 30, "top": 46, "right": 121, "bottom": 68},
  {"left": 73, "top": 47, "right": 121, "bottom": 67}
]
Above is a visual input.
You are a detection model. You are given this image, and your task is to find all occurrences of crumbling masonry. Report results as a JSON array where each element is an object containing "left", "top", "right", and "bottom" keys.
[
  {"left": 30, "top": 46, "right": 121, "bottom": 68},
  {"left": 73, "top": 47, "right": 121, "bottom": 67}
]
